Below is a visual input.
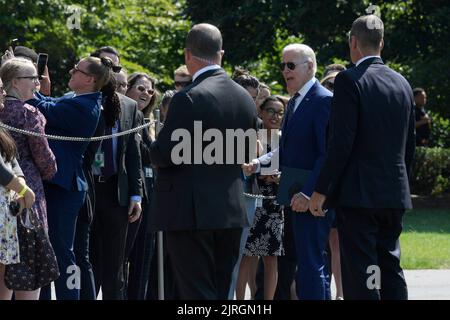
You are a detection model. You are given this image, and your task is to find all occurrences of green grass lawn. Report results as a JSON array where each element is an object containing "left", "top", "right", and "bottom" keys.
[{"left": 400, "top": 209, "right": 450, "bottom": 269}]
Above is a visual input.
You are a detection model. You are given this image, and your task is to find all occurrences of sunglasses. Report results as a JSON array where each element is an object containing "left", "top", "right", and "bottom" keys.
[
  {"left": 279, "top": 60, "right": 309, "bottom": 71},
  {"left": 112, "top": 65, "right": 122, "bottom": 73},
  {"left": 264, "top": 108, "right": 285, "bottom": 118},
  {"left": 135, "top": 85, "right": 154, "bottom": 95},
  {"left": 174, "top": 81, "right": 191, "bottom": 88}
]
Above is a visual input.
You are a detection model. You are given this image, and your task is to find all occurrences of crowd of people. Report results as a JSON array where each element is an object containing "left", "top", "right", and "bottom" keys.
[{"left": 0, "top": 14, "right": 419, "bottom": 300}]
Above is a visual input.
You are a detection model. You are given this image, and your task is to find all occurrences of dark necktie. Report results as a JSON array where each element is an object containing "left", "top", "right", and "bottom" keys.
[
  {"left": 101, "top": 126, "right": 115, "bottom": 178},
  {"left": 286, "top": 92, "right": 300, "bottom": 127}
]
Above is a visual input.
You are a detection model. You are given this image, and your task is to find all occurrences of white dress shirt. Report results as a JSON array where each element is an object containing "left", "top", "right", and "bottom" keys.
[
  {"left": 192, "top": 64, "right": 221, "bottom": 82},
  {"left": 355, "top": 55, "right": 381, "bottom": 67}
]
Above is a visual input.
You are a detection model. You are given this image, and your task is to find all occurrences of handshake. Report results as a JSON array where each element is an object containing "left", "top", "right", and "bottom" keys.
[{"left": 241, "top": 159, "right": 259, "bottom": 176}]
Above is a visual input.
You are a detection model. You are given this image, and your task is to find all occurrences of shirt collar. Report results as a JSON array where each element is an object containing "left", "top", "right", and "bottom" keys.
[
  {"left": 192, "top": 65, "right": 221, "bottom": 82},
  {"left": 355, "top": 55, "right": 381, "bottom": 67},
  {"left": 72, "top": 91, "right": 98, "bottom": 98},
  {"left": 295, "top": 77, "right": 317, "bottom": 98}
]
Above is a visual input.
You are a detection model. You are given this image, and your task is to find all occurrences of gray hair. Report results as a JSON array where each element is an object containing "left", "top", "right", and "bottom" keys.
[
  {"left": 0, "top": 57, "right": 36, "bottom": 93},
  {"left": 282, "top": 44, "right": 317, "bottom": 75}
]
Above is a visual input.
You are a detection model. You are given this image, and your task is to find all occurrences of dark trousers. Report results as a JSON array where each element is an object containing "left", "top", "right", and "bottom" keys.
[
  {"left": 166, "top": 228, "right": 242, "bottom": 300},
  {"left": 90, "top": 176, "right": 129, "bottom": 300},
  {"left": 124, "top": 201, "right": 155, "bottom": 300},
  {"left": 337, "top": 207, "right": 408, "bottom": 300},
  {"left": 255, "top": 209, "right": 297, "bottom": 300},
  {"left": 292, "top": 208, "right": 333, "bottom": 300},
  {"left": 74, "top": 217, "right": 96, "bottom": 300},
  {"left": 40, "top": 183, "right": 85, "bottom": 300}
]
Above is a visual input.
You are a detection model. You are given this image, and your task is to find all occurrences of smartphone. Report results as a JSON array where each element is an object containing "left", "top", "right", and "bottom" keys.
[
  {"left": 9, "top": 38, "right": 19, "bottom": 50},
  {"left": 37, "top": 53, "right": 48, "bottom": 79}
]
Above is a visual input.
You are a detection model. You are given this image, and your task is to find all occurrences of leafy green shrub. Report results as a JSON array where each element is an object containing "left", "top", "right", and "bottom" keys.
[
  {"left": 411, "top": 147, "right": 450, "bottom": 196},
  {"left": 429, "top": 112, "right": 450, "bottom": 148}
]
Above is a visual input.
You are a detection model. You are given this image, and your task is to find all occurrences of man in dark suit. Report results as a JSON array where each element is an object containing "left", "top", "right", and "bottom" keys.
[
  {"left": 309, "top": 15, "right": 415, "bottom": 300},
  {"left": 150, "top": 23, "right": 257, "bottom": 299},
  {"left": 89, "top": 89, "right": 143, "bottom": 299},
  {"left": 244, "top": 44, "right": 333, "bottom": 300}
]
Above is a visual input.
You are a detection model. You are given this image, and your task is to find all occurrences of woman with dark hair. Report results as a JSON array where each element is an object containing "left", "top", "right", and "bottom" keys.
[
  {"left": 242, "top": 96, "right": 286, "bottom": 300},
  {"left": 126, "top": 72, "right": 159, "bottom": 140},
  {"left": 232, "top": 67, "right": 260, "bottom": 103},
  {"left": 123, "top": 72, "right": 158, "bottom": 299},
  {"left": 27, "top": 56, "right": 111, "bottom": 300},
  {"left": 0, "top": 77, "right": 37, "bottom": 300}
]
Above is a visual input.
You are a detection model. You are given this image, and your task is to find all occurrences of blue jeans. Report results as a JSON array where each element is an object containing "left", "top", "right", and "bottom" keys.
[{"left": 227, "top": 197, "right": 257, "bottom": 299}]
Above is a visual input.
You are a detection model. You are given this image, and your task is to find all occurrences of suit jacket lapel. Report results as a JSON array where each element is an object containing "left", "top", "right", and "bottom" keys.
[
  {"left": 283, "top": 81, "right": 319, "bottom": 138},
  {"left": 118, "top": 97, "right": 130, "bottom": 161}
]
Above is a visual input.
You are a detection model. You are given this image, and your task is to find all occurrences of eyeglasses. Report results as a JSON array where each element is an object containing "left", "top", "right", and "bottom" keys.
[
  {"left": 264, "top": 108, "right": 285, "bottom": 118},
  {"left": 73, "top": 65, "right": 94, "bottom": 77},
  {"left": 112, "top": 65, "right": 122, "bottom": 73},
  {"left": 279, "top": 60, "right": 309, "bottom": 71},
  {"left": 16, "top": 75, "right": 39, "bottom": 81},
  {"left": 116, "top": 82, "right": 127, "bottom": 89},
  {"left": 135, "top": 85, "right": 154, "bottom": 95},
  {"left": 174, "top": 81, "right": 191, "bottom": 88}
]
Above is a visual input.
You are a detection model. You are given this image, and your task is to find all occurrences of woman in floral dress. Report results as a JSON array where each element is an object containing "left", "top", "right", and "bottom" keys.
[{"left": 243, "top": 96, "right": 286, "bottom": 300}]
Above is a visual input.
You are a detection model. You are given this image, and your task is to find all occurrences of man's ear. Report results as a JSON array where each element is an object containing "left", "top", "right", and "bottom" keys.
[
  {"left": 380, "top": 38, "right": 384, "bottom": 51},
  {"left": 350, "top": 35, "right": 358, "bottom": 51},
  {"left": 184, "top": 48, "right": 191, "bottom": 64}
]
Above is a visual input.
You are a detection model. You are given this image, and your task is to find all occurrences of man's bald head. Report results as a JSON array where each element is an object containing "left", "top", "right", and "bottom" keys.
[{"left": 186, "top": 23, "right": 223, "bottom": 63}]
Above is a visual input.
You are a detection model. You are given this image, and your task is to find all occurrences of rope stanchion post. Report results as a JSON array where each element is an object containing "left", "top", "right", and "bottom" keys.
[{"left": 154, "top": 109, "right": 165, "bottom": 301}]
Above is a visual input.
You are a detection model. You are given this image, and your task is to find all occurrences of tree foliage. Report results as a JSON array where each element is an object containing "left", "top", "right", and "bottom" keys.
[
  {"left": 0, "top": 0, "right": 190, "bottom": 95},
  {"left": 186, "top": 0, "right": 450, "bottom": 118},
  {"left": 0, "top": 0, "right": 449, "bottom": 120}
]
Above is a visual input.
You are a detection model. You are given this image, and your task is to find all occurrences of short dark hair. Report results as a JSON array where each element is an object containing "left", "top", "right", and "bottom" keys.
[
  {"left": 90, "top": 46, "right": 120, "bottom": 59},
  {"left": 323, "top": 63, "right": 346, "bottom": 78},
  {"left": 413, "top": 87, "right": 425, "bottom": 97},
  {"left": 260, "top": 95, "right": 287, "bottom": 111},
  {"left": 13, "top": 46, "right": 38, "bottom": 63},
  {"left": 185, "top": 23, "right": 222, "bottom": 61},
  {"left": 350, "top": 15, "right": 384, "bottom": 51},
  {"left": 232, "top": 66, "right": 259, "bottom": 90}
]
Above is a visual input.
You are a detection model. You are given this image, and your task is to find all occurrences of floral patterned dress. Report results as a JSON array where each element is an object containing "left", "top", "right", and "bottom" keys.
[
  {"left": 0, "top": 166, "right": 20, "bottom": 265},
  {"left": 243, "top": 145, "right": 284, "bottom": 257},
  {"left": 0, "top": 100, "right": 57, "bottom": 231}
]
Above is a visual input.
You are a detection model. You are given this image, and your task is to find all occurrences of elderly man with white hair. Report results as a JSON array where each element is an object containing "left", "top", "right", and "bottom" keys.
[{"left": 243, "top": 43, "right": 334, "bottom": 300}]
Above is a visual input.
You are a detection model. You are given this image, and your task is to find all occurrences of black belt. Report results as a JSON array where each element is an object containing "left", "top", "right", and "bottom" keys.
[{"left": 93, "top": 174, "right": 117, "bottom": 183}]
